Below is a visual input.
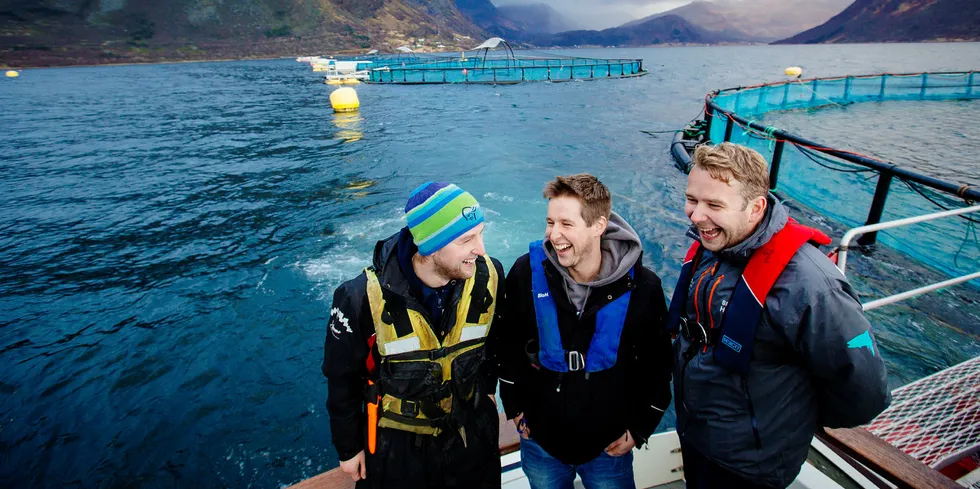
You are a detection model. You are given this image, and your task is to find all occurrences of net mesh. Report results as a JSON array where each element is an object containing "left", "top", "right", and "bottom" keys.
[
  {"left": 706, "top": 72, "right": 980, "bottom": 282},
  {"left": 866, "top": 356, "right": 980, "bottom": 469},
  {"left": 712, "top": 72, "right": 978, "bottom": 118},
  {"left": 367, "top": 56, "right": 644, "bottom": 84}
]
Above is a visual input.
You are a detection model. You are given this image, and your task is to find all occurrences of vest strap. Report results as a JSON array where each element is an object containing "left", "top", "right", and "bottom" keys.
[
  {"left": 466, "top": 259, "right": 493, "bottom": 323},
  {"left": 668, "top": 221, "right": 832, "bottom": 374}
]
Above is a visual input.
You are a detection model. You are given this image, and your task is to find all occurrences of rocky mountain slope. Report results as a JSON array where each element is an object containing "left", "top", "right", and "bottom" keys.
[
  {"left": 776, "top": 0, "right": 980, "bottom": 43},
  {"left": 0, "top": 0, "right": 489, "bottom": 67},
  {"left": 624, "top": 0, "right": 852, "bottom": 42}
]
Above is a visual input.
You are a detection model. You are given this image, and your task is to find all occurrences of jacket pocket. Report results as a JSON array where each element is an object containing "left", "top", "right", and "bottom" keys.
[{"left": 381, "top": 360, "right": 443, "bottom": 400}]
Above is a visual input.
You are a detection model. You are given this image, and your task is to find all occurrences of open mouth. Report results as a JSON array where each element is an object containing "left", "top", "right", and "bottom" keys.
[
  {"left": 554, "top": 243, "right": 572, "bottom": 256},
  {"left": 462, "top": 258, "right": 476, "bottom": 266},
  {"left": 699, "top": 227, "right": 722, "bottom": 241}
]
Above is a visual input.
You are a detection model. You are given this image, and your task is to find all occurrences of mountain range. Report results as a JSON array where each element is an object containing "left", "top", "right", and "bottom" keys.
[
  {"left": 624, "top": 0, "right": 853, "bottom": 42},
  {"left": 1, "top": 0, "right": 978, "bottom": 67},
  {"left": 776, "top": 0, "right": 980, "bottom": 43}
]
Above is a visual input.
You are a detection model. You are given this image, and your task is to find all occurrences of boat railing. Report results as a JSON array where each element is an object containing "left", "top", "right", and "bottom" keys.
[{"left": 836, "top": 204, "right": 980, "bottom": 311}]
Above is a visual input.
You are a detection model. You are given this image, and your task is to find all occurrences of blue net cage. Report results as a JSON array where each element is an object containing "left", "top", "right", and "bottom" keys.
[
  {"left": 704, "top": 72, "right": 980, "bottom": 282},
  {"left": 362, "top": 40, "right": 646, "bottom": 84}
]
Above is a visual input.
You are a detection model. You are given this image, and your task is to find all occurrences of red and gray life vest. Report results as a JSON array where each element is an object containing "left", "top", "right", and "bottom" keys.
[{"left": 665, "top": 221, "right": 831, "bottom": 374}]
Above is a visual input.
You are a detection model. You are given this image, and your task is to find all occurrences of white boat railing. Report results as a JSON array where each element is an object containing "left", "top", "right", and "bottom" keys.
[{"left": 836, "top": 204, "right": 980, "bottom": 311}]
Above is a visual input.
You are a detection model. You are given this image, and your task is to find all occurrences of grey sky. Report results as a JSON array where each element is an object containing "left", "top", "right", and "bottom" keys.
[{"left": 491, "top": 0, "right": 694, "bottom": 30}]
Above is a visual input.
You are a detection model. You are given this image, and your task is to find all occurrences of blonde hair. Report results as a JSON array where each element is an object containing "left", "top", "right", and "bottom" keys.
[
  {"left": 692, "top": 143, "right": 769, "bottom": 206},
  {"left": 542, "top": 173, "right": 611, "bottom": 226}
]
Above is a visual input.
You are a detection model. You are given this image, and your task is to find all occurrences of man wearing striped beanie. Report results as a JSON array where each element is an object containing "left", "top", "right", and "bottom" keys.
[{"left": 323, "top": 182, "right": 506, "bottom": 488}]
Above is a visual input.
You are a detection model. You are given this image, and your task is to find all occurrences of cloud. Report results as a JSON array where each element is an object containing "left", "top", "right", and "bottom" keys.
[{"left": 492, "top": 0, "right": 693, "bottom": 30}]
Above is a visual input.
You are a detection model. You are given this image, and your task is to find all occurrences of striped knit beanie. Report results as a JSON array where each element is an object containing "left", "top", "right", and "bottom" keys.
[{"left": 405, "top": 182, "right": 485, "bottom": 256}]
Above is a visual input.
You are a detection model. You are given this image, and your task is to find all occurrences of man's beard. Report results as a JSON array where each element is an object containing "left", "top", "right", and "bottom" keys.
[{"left": 433, "top": 254, "right": 469, "bottom": 281}]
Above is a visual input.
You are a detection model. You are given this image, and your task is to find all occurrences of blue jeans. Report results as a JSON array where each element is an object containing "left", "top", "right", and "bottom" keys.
[{"left": 520, "top": 436, "right": 635, "bottom": 489}]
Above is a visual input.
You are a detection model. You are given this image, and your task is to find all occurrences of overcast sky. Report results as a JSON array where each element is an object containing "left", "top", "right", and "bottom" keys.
[{"left": 491, "top": 0, "right": 694, "bottom": 30}]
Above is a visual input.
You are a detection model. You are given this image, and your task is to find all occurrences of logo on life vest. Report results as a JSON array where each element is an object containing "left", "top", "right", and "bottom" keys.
[
  {"left": 537, "top": 292, "right": 550, "bottom": 299},
  {"left": 721, "top": 335, "right": 742, "bottom": 353}
]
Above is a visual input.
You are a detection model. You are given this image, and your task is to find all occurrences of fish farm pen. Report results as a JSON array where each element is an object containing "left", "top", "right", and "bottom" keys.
[
  {"left": 671, "top": 71, "right": 980, "bottom": 282},
  {"left": 363, "top": 38, "right": 647, "bottom": 85}
]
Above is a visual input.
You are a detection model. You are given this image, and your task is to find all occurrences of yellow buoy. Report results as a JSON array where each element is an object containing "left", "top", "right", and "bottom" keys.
[
  {"left": 330, "top": 87, "right": 360, "bottom": 113},
  {"left": 342, "top": 78, "right": 360, "bottom": 85},
  {"left": 326, "top": 78, "right": 343, "bottom": 85},
  {"left": 5, "top": 70, "right": 19, "bottom": 78},
  {"left": 784, "top": 66, "right": 803, "bottom": 78}
]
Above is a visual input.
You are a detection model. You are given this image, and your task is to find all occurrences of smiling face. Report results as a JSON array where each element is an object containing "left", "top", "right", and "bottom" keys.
[
  {"left": 428, "top": 223, "right": 486, "bottom": 280},
  {"left": 685, "top": 166, "right": 767, "bottom": 252},
  {"left": 546, "top": 196, "right": 606, "bottom": 272}
]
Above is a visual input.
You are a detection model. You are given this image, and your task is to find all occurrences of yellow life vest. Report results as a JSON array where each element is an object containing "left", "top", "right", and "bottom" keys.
[{"left": 364, "top": 255, "right": 498, "bottom": 436}]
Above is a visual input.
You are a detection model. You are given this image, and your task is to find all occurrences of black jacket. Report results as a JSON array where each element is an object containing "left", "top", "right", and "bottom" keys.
[
  {"left": 321, "top": 229, "right": 505, "bottom": 461},
  {"left": 497, "top": 252, "right": 672, "bottom": 465}
]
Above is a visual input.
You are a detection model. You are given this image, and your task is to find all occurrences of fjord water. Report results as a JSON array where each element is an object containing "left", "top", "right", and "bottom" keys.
[{"left": 1, "top": 43, "right": 979, "bottom": 488}]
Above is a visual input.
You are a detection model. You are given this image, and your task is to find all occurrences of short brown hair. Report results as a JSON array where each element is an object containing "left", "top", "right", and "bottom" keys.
[
  {"left": 692, "top": 143, "right": 769, "bottom": 205},
  {"left": 543, "top": 173, "right": 611, "bottom": 225}
]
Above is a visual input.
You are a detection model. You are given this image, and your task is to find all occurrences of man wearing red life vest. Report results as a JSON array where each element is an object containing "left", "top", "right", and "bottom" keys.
[{"left": 668, "top": 143, "right": 890, "bottom": 489}]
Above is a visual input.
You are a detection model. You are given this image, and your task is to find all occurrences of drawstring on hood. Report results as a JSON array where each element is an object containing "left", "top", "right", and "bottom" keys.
[{"left": 544, "top": 211, "right": 643, "bottom": 314}]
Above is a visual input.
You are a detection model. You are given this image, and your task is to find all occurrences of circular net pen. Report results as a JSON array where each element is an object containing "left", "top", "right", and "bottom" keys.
[
  {"left": 366, "top": 38, "right": 647, "bottom": 85},
  {"left": 687, "top": 71, "right": 980, "bottom": 281}
]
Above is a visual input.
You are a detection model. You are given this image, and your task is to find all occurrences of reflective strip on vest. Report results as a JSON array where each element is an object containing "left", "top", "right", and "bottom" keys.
[
  {"left": 528, "top": 240, "right": 632, "bottom": 373},
  {"left": 383, "top": 336, "right": 422, "bottom": 356},
  {"left": 459, "top": 324, "right": 490, "bottom": 343}
]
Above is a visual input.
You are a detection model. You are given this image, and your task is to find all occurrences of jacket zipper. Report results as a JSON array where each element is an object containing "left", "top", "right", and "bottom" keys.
[
  {"left": 679, "top": 355, "right": 693, "bottom": 436},
  {"left": 740, "top": 375, "right": 763, "bottom": 450}
]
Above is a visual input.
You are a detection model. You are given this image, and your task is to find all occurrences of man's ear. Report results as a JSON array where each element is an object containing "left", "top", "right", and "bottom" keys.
[
  {"left": 749, "top": 196, "right": 767, "bottom": 224},
  {"left": 593, "top": 215, "right": 608, "bottom": 237}
]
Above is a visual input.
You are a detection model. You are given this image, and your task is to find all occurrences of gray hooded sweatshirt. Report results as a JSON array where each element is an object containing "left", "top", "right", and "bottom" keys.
[
  {"left": 544, "top": 212, "right": 642, "bottom": 314},
  {"left": 674, "top": 194, "right": 891, "bottom": 488}
]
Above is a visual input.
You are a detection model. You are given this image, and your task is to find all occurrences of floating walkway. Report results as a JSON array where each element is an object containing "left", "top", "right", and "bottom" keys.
[{"left": 671, "top": 71, "right": 980, "bottom": 281}]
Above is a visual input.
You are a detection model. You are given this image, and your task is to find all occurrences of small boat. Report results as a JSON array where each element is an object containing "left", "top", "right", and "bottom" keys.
[{"left": 312, "top": 59, "right": 372, "bottom": 81}]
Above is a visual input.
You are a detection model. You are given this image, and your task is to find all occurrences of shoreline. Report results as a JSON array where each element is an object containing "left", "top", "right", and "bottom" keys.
[{"left": 3, "top": 39, "right": 978, "bottom": 70}]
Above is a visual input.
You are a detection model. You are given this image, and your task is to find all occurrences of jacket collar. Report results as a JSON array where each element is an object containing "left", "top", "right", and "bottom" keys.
[{"left": 371, "top": 228, "right": 414, "bottom": 298}]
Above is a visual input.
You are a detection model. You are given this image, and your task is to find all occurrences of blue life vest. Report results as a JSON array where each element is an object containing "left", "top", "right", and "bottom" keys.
[
  {"left": 665, "top": 221, "right": 831, "bottom": 374},
  {"left": 529, "top": 240, "right": 632, "bottom": 373}
]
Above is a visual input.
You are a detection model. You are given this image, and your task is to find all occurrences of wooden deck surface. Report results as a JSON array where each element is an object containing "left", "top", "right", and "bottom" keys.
[{"left": 819, "top": 427, "right": 960, "bottom": 489}]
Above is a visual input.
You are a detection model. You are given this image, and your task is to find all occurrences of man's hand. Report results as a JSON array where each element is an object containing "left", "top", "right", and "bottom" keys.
[
  {"left": 513, "top": 413, "right": 530, "bottom": 440},
  {"left": 340, "top": 450, "right": 366, "bottom": 482},
  {"left": 604, "top": 431, "right": 635, "bottom": 457}
]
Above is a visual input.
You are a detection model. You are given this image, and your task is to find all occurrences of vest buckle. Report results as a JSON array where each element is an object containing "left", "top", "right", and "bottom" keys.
[
  {"left": 680, "top": 317, "right": 709, "bottom": 345},
  {"left": 400, "top": 399, "right": 419, "bottom": 417},
  {"left": 567, "top": 351, "right": 585, "bottom": 372}
]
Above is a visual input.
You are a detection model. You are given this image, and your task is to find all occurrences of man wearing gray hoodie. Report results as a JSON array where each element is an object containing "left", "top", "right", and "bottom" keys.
[
  {"left": 669, "top": 143, "right": 890, "bottom": 488},
  {"left": 497, "top": 174, "right": 673, "bottom": 489}
]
